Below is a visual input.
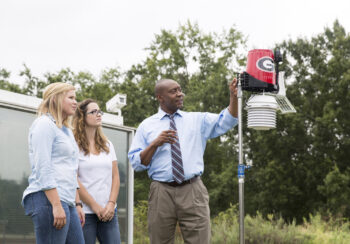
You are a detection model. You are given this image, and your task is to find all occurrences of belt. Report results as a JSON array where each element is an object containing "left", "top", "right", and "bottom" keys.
[{"left": 156, "top": 176, "right": 200, "bottom": 187}]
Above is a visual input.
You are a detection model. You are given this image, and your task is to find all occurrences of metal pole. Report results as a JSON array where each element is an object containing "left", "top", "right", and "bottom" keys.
[
  {"left": 239, "top": 177, "right": 244, "bottom": 244},
  {"left": 237, "top": 76, "right": 245, "bottom": 244},
  {"left": 128, "top": 130, "right": 135, "bottom": 244}
]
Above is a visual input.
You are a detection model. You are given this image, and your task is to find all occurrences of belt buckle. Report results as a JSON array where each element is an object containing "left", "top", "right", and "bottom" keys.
[
  {"left": 169, "top": 181, "right": 179, "bottom": 187},
  {"left": 180, "top": 176, "right": 198, "bottom": 186}
]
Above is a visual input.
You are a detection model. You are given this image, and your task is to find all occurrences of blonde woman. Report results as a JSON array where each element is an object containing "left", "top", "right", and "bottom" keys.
[
  {"left": 73, "top": 99, "right": 121, "bottom": 244},
  {"left": 22, "top": 82, "right": 85, "bottom": 244}
]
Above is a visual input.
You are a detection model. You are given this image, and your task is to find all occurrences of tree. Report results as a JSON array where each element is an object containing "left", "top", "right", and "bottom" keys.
[
  {"left": 244, "top": 20, "right": 350, "bottom": 222},
  {"left": 2, "top": 20, "right": 349, "bottom": 223},
  {"left": 0, "top": 68, "right": 22, "bottom": 93},
  {"left": 118, "top": 21, "right": 246, "bottom": 212},
  {"left": 20, "top": 64, "right": 47, "bottom": 97},
  {"left": 317, "top": 165, "right": 350, "bottom": 217}
]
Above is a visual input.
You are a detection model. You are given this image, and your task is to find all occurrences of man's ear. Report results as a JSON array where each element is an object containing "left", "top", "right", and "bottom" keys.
[{"left": 156, "top": 94, "right": 163, "bottom": 103}]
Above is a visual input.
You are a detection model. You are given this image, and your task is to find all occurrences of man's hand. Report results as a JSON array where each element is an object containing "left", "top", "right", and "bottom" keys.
[
  {"left": 229, "top": 78, "right": 238, "bottom": 98},
  {"left": 228, "top": 77, "right": 238, "bottom": 117},
  {"left": 52, "top": 203, "right": 66, "bottom": 230},
  {"left": 140, "top": 129, "right": 177, "bottom": 166},
  {"left": 152, "top": 130, "right": 177, "bottom": 147}
]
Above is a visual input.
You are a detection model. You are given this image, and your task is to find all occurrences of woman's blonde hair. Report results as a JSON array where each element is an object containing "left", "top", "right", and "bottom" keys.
[
  {"left": 73, "top": 99, "right": 109, "bottom": 155},
  {"left": 38, "top": 82, "right": 75, "bottom": 128}
]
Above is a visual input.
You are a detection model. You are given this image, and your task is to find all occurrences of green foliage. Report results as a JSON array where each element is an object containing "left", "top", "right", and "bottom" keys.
[
  {"left": 133, "top": 172, "right": 151, "bottom": 201},
  {"left": 43, "top": 68, "right": 123, "bottom": 111},
  {"left": 317, "top": 165, "right": 350, "bottom": 217},
  {"left": 302, "top": 213, "right": 350, "bottom": 244},
  {"left": 119, "top": 21, "right": 245, "bottom": 128},
  {"left": 20, "top": 64, "right": 47, "bottom": 97},
  {"left": 134, "top": 202, "right": 350, "bottom": 244},
  {"left": 244, "top": 20, "right": 350, "bottom": 222},
  {"left": 1, "top": 20, "right": 350, "bottom": 227},
  {"left": 0, "top": 68, "right": 22, "bottom": 93},
  {"left": 133, "top": 201, "right": 149, "bottom": 243},
  {"left": 118, "top": 21, "right": 246, "bottom": 208},
  {"left": 211, "top": 203, "right": 240, "bottom": 243}
]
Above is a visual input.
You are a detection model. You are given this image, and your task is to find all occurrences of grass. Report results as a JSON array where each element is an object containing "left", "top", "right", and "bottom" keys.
[{"left": 134, "top": 201, "right": 350, "bottom": 244}]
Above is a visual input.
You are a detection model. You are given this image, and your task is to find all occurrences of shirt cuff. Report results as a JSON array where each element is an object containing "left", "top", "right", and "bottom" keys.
[
  {"left": 40, "top": 183, "right": 58, "bottom": 191},
  {"left": 224, "top": 107, "right": 238, "bottom": 124},
  {"left": 129, "top": 150, "right": 150, "bottom": 172}
]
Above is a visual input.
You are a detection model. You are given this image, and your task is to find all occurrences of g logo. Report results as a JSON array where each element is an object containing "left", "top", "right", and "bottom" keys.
[{"left": 256, "top": 57, "right": 274, "bottom": 72}]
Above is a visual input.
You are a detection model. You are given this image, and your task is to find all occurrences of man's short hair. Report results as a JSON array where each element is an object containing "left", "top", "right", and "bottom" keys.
[{"left": 155, "top": 79, "right": 174, "bottom": 96}]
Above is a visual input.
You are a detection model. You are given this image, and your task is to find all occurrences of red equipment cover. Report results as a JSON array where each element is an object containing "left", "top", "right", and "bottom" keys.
[{"left": 246, "top": 49, "right": 275, "bottom": 85}]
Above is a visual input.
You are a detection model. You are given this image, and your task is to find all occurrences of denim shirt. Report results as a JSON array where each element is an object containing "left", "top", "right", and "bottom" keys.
[
  {"left": 128, "top": 108, "right": 238, "bottom": 182},
  {"left": 22, "top": 114, "right": 79, "bottom": 206}
]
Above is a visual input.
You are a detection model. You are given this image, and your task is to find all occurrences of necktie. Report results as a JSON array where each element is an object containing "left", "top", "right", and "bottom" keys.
[{"left": 169, "top": 114, "right": 185, "bottom": 183}]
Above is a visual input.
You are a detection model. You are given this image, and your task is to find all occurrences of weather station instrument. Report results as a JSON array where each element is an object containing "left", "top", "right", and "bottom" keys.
[{"left": 236, "top": 49, "right": 296, "bottom": 244}]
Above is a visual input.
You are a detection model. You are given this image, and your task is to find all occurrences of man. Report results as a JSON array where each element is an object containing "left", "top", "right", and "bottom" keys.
[{"left": 128, "top": 78, "right": 238, "bottom": 244}]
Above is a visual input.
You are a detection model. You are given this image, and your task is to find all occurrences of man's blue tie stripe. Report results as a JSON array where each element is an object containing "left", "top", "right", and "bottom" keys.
[{"left": 169, "top": 114, "right": 185, "bottom": 183}]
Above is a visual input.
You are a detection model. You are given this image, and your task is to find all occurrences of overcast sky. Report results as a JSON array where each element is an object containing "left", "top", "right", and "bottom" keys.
[{"left": 0, "top": 0, "right": 349, "bottom": 85}]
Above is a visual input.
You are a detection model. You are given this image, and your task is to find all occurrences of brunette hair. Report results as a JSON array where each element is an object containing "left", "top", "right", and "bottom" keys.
[
  {"left": 73, "top": 99, "right": 109, "bottom": 155},
  {"left": 38, "top": 82, "right": 75, "bottom": 128}
]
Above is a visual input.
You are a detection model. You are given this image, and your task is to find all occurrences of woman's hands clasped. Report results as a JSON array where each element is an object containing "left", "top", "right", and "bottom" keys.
[
  {"left": 93, "top": 201, "right": 115, "bottom": 222},
  {"left": 101, "top": 201, "right": 115, "bottom": 222}
]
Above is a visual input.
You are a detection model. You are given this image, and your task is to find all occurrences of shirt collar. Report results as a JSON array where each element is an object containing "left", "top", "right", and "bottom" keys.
[{"left": 156, "top": 107, "right": 183, "bottom": 120}]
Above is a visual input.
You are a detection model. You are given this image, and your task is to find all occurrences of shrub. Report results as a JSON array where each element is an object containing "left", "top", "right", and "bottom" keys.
[{"left": 134, "top": 202, "right": 350, "bottom": 243}]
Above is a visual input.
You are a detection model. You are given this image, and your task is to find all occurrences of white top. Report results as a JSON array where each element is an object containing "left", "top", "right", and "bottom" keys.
[{"left": 77, "top": 140, "right": 117, "bottom": 214}]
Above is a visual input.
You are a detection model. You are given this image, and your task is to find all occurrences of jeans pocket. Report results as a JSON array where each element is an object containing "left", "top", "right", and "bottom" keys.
[{"left": 23, "top": 194, "right": 34, "bottom": 216}]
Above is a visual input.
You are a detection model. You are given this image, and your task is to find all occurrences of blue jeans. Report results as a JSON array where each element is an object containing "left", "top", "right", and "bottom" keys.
[
  {"left": 83, "top": 210, "right": 121, "bottom": 244},
  {"left": 23, "top": 191, "right": 84, "bottom": 244}
]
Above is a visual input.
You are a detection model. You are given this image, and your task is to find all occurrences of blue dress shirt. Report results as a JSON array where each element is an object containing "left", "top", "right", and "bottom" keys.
[
  {"left": 22, "top": 114, "right": 79, "bottom": 206},
  {"left": 128, "top": 108, "right": 238, "bottom": 182}
]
